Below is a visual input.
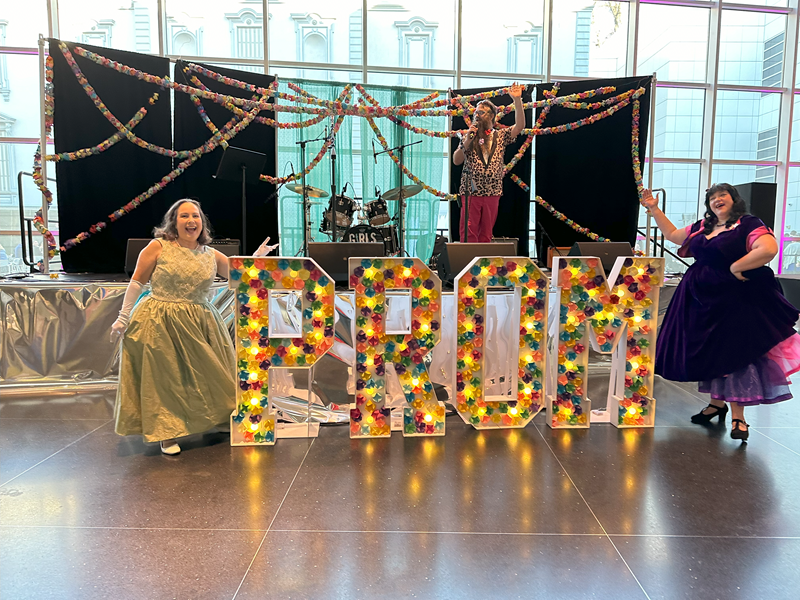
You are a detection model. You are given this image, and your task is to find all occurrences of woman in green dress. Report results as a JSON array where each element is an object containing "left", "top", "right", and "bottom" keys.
[{"left": 111, "top": 199, "right": 275, "bottom": 455}]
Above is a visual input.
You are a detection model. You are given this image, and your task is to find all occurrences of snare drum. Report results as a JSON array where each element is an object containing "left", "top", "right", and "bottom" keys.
[
  {"left": 324, "top": 195, "right": 355, "bottom": 228},
  {"left": 365, "top": 197, "right": 390, "bottom": 226},
  {"left": 319, "top": 215, "right": 345, "bottom": 240}
]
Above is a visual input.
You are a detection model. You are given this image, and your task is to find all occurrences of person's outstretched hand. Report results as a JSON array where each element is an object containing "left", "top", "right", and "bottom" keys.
[
  {"left": 640, "top": 189, "right": 659, "bottom": 211},
  {"left": 254, "top": 237, "right": 279, "bottom": 257}
]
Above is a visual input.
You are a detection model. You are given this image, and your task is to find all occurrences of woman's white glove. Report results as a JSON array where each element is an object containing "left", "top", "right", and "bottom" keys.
[
  {"left": 254, "top": 236, "right": 279, "bottom": 257},
  {"left": 110, "top": 279, "right": 145, "bottom": 342}
]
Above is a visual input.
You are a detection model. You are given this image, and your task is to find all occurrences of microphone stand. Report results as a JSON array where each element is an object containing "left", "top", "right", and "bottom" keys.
[
  {"left": 373, "top": 139, "right": 422, "bottom": 256},
  {"left": 328, "top": 127, "right": 339, "bottom": 243},
  {"left": 296, "top": 130, "right": 329, "bottom": 257},
  {"left": 536, "top": 215, "right": 562, "bottom": 270}
]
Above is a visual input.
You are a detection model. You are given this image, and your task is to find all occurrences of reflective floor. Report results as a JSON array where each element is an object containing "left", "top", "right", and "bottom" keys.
[{"left": 3, "top": 379, "right": 800, "bottom": 599}]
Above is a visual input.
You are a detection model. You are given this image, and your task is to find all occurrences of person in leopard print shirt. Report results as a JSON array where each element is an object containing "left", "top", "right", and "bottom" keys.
[{"left": 453, "top": 82, "right": 526, "bottom": 243}]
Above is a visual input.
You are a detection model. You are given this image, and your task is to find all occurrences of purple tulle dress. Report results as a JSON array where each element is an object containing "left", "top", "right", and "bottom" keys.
[{"left": 656, "top": 214, "right": 800, "bottom": 405}]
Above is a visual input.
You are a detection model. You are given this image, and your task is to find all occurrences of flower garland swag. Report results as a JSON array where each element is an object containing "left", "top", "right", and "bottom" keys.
[
  {"left": 510, "top": 87, "right": 651, "bottom": 245},
  {"left": 502, "top": 83, "right": 561, "bottom": 178},
  {"left": 58, "top": 42, "right": 276, "bottom": 161},
  {"left": 38, "top": 41, "right": 647, "bottom": 256},
  {"left": 189, "top": 72, "right": 329, "bottom": 130},
  {"left": 46, "top": 92, "right": 161, "bottom": 162},
  {"left": 258, "top": 85, "right": 354, "bottom": 186},
  {"left": 31, "top": 55, "right": 57, "bottom": 259},
  {"left": 77, "top": 46, "right": 632, "bottom": 121},
  {"left": 34, "top": 51, "right": 273, "bottom": 255}
]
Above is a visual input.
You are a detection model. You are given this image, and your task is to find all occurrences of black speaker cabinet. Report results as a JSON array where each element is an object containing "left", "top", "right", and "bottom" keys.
[
  {"left": 735, "top": 182, "right": 776, "bottom": 230},
  {"left": 567, "top": 242, "right": 633, "bottom": 273},
  {"left": 125, "top": 238, "right": 241, "bottom": 275}
]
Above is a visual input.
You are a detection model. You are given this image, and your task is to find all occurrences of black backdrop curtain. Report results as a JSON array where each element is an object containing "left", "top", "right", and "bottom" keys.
[
  {"left": 52, "top": 40, "right": 173, "bottom": 273},
  {"left": 449, "top": 86, "right": 533, "bottom": 257},
  {"left": 174, "top": 62, "right": 277, "bottom": 256},
  {"left": 534, "top": 76, "right": 651, "bottom": 261}
]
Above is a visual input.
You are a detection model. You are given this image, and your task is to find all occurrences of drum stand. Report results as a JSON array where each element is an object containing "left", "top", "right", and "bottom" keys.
[
  {"left": 296, "top": 131, "right": 328, "bottom": 256},
  {"left": 373, "top": 139, "right": 422, "bottom": 256}
]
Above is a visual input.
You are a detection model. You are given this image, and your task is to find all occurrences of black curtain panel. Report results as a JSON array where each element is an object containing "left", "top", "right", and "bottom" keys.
[
  {"left": 51, "top": 40, "right": 173, "bottom": 273},
  {"left": 534, "top": 76, "right": 652, "bottom": 261},
  {"left": 449, "top": 86, "right": 534, "bottom": 257},
  {"left": 174, "top": 61, "right": 277, "bottom": 255}
]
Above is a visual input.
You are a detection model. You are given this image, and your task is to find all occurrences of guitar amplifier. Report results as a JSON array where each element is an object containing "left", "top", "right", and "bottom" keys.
[
  {"left": 209, "top": 238, "right": 241, "bottom": 257},
  {"left": 125, "top": 238, "right": 241, "bottom": 275}
]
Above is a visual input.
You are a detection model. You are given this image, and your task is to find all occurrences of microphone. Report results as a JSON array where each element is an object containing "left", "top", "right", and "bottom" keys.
[
  {"left": 375, "top": 185, "right": 381, "bottom": 198},
  {"left": 372, "top": 140, "right": 378, "bottom": 165},
  {"left": 289, "top": 162, "right": 296, "bottom": 181}
]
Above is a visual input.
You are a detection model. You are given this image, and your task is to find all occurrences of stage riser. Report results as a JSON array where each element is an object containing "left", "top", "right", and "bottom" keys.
[{"left": 1, "top": 277, "right": 676, "bottom": 425}]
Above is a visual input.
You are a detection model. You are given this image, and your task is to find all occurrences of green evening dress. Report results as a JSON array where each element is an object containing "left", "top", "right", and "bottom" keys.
[{"left": 114, "top": 239, "right": 236, "bottom": 442}]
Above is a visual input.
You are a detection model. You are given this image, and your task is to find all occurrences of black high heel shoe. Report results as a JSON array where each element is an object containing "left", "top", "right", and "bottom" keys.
[
  {"left": 731, "top": 419, "right": 749, "bottom": 441},
  {"left": 690, "top": 403, "right": 728, "bottom": 424}
]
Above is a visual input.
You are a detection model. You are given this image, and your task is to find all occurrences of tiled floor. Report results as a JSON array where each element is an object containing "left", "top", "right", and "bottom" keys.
[{"left": 3, "top": 380, "right": 800, "bottom": 599}]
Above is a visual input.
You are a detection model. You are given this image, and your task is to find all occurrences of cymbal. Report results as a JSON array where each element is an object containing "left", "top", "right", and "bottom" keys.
[
  {"left": 382, "top": 184, "right": 423, "bottom": 201},
  {"left": 294, "top": 201, "right": 324, "bottom": 205},
  {"left": 286, "top": 183, "right": 329, "bottom": 198}
]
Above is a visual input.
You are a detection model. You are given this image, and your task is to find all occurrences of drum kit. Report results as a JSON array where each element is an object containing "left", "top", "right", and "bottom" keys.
[
  {"left": 287, "top": 182, "right": 422, "bottom": 257},
  {"left": 291, "top": 128, "right": 422, "bottom": 257}
]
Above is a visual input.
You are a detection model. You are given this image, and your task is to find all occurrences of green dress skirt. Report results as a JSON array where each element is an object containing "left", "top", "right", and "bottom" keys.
[{"left": 114, "top": 239, "right": 235, "bottom": 442}]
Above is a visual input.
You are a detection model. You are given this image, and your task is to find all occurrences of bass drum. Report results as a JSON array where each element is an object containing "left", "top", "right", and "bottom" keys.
[{"left": 343, "top": 224, "right": 386, "bottom": 255}]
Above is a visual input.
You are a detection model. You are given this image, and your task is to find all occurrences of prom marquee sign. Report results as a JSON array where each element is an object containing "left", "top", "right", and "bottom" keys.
[
  {"left": 228, "top": 257, "right": 335, "bottom": 445},
  {"left": 228, "top": 255, "right": 665, "bottom": 445}
]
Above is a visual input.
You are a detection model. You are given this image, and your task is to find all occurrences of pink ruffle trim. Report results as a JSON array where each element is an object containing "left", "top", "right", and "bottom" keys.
[{"left": 766, "top": 333, "right": 800, "bottom": 378}]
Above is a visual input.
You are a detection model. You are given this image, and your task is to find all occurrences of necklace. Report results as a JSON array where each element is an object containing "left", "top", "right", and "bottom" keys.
[{"left": 176, "top": 239, "right": 200, "bottom": 250}]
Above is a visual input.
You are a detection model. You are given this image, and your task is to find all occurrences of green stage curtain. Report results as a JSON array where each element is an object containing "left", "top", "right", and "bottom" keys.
[
  {"left": 277, "top": 79, "right": 354, "bottom": 256},
  {"left": 277, "top": 79, "right": 445, "bottom": 261},
  {"left": 359, "top": 84, "right": 446, "bottom": 262}
]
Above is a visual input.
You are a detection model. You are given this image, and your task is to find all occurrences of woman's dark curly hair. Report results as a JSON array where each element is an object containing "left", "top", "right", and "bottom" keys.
[
  {"left": 153, "top": 198, "right": 213, "bottom": 245},
  {"left": 701, "top": 183, "right": 748, "bottom": 235}
]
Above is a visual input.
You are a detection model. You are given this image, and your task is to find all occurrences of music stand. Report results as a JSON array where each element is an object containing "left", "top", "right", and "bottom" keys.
[{"left": 214, "top": 146, "right": 267, "bottom": 255}]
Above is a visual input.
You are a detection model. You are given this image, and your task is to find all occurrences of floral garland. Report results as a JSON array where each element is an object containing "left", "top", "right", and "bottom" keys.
[
  {"left": 632, "top": 99, "right": 644, "bottom": 199},
  {"left": 31, "top": 55, "right": 57, "bottom": 260},
  {"left": 57, "top": 84, "right": 270, "bottom": 252},
  {"left": 502, "top": 83, "right": 560, "bottom": 177},
  {"left": 190, "top": 74, "right": 330, "bottom": 131},
  {"left": 365, "top": 115, "right": 456, "bottom": 200},
  {"left": 41, "top": 41, "right": 650, "bottom": 257},
  {"left": 47, "top": 93, "right": 161, "bottom": 162},
  {"left": 511, "top": 89, "right": 649, "bottom": 244},
  {"left": 183, "top": 62, "right": 273, "bottom": 96},
  {"left": 258, "top": 88, "right": 352, "bottom": 186}
]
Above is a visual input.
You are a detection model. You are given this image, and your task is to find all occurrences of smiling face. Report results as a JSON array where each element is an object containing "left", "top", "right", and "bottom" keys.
[
  {"left": 475, "top": 102, "right": 496, "bottom": 131},
  {"left": 708, "top": 190, "right": 734, "bottom": 222},
  {"left": 175, "top": 201, "right": 202, "bottom": 246}
]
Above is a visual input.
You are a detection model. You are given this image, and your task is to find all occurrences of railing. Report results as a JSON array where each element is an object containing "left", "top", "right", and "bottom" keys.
[{"left": 16, "top": 171, "right": 57, "bottom": 273}]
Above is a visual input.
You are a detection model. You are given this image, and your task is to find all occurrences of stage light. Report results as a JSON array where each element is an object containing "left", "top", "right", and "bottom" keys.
[{"left": 248, "top": 268, "right": 258, "bottom": 278}]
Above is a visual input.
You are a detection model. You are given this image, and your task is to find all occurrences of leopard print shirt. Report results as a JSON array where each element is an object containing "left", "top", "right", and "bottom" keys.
[{"left": 459, "top": 128, "right": 517, "bottom": 197}]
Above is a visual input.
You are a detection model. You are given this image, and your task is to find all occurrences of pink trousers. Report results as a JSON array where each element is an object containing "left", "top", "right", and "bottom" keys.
[{"left": 460, "top": 195, "right": 500, "bottom": 243}]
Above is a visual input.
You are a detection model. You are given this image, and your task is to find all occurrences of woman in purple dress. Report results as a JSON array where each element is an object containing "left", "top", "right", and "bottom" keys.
[{"left": 642, "top": 183, "right": 800, "bottom": 441}]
